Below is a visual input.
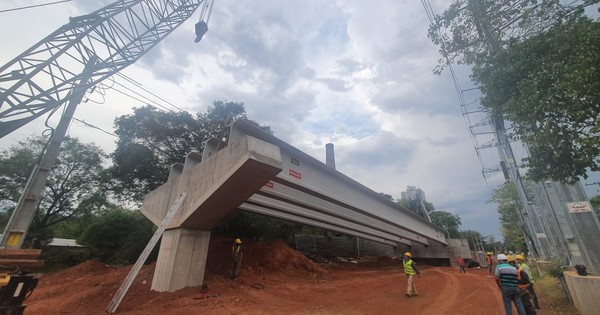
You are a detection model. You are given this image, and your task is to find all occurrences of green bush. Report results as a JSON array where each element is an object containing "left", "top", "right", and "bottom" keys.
[{"left": 79, "top": 208, "right": 156, "bottom": 265}]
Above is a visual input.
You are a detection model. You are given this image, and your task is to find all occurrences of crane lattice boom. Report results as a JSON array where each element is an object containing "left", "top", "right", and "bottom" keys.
[{"left": 0, "top": 0, "right": 203, "bottom": 138}]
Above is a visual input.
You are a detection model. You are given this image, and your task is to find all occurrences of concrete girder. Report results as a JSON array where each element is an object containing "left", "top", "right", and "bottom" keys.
[
  {"left": 229, "top": 119, "right": 447, "bottom": 245},
  {"left": 252, "top": 180, "right": 431, "bottom": 246},
  {"left": 239, "top": 202, "right": 403, "bottom": 246},
  {"left": 139, "top": 118, "right": 448, "bottom": 292},
  {"left": 245, "top": 190, "right": 421, "bottom": 246}
]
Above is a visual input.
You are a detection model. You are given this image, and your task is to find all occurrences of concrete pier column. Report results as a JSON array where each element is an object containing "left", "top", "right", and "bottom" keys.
[{"left": 151, "top": 228, "right": 211, "bottom": 292}]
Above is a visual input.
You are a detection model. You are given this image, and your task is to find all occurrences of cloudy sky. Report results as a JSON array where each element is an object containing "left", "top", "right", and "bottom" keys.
[{"left": 1, "top": 0, "right": 598, "bottom": 241}]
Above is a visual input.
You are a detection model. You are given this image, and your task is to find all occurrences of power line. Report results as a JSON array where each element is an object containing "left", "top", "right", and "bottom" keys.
[
  {"left": 420, "top": 0, "right": 493, "bottom": 182},
  {"left": 115, "top": 73, "right": 185, "bottom": 112},
  {"left": 72, "top": 117, "right": 117, "bottom": 137},
  {"left": 0, "top": 0, "right": 72, "bottom": 13}
]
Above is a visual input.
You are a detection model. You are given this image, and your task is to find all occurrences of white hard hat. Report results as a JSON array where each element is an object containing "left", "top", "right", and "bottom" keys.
[{"left": 497, "top": 254, "right": 508, "bottom": 261}]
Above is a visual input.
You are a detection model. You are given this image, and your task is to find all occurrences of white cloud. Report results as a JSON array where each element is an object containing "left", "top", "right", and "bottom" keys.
[{"left": 0, "top": 0, "right": 514, "bottom": 239}]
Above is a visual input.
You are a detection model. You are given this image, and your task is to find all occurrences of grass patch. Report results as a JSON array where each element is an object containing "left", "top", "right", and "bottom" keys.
[{"left": 536, "top": 275, "right": 579, "bottom": 314}]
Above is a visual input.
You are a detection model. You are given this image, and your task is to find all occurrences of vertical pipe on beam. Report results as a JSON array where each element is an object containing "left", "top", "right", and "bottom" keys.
[{"left": 325, "top": 143, "right": 336, "bottom": 170}]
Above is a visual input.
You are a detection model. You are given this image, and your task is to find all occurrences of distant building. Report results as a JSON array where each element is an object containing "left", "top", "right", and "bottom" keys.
[
  {"left": 401, "top": 186, "right": 427, "bottom": 203},
  {"left": 401, "top": 186, "right": 431, "bottom": 221}
]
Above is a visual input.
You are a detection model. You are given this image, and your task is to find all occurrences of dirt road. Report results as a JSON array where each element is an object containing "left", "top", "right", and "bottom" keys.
[{"left": 26, "top": 240, "right": 556, "bottom": 315}]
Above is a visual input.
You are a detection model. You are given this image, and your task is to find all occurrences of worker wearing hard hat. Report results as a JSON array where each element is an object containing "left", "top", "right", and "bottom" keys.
[
  {"left": 495, "top": 254, "right": 526, "bottom": 315},
  {"left": 402, "top": 252, "right": 421, "bottom": 298},
  {"left": 516, "top": 254, "right": 540, "bottom": 309},
  {"left": 226, "top": 238, "right": 243, "bottom": 280},
  {"left": 508, "top": 255, "right": 537, "bottom": 315}
]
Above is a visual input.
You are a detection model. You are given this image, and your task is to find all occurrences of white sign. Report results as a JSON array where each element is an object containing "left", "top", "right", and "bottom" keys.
[
  {"left": 566, "top": 201, "right": 593, "bottom": 213},
  {"left": 536, "top": 233, "right": 547, "bottom": 239}
]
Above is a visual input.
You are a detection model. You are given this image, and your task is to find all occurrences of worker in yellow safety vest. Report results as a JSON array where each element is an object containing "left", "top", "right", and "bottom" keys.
[
  {"left": 509, "top": 256, "right": 537, "bottom": 315},
  {"left": 516, "top": 254, "right": 539, "bottom": 309},
  {"left": 402, "top": 252, "right": 421, "bottom": 297}
]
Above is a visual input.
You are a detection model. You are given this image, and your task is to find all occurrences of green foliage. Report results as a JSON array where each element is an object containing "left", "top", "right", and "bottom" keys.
[
  {"left": 379, "top": 192, "right": 393, "bottom": 201},
  {"left": 0, "top": 136, "right": 109, "bottom": 246},
  {"left": 110, "top": 101, "right": 271, "bottom": 202},
  {"left": 547, "top": 261, "right": 566, "bottom": 280},
  {"left": 79, "top": 208, "right": 155, "bottom": 265},
  {"left": 396, "top": 198, "right": 435, "bottom": 217},
  {"left": 488, "top": 182, "right": 527, "bottom": 252},
  {"left": 473, "top": 17, "right": 600, "bottom": 183},
  {"left": 39, "top": 246, "right": 91, "bottom": 272},
  {"left": 428, "top": 0, "right": 583, "bottom": 74},
  {"left": 459, "top": 229, "right": 482, "bottom": 249},
  {"left": 429, "top": 210, "right": 462, "bottom": 238},
  {"left": 213, "top": 211, "right": 304, "bottom": 244}
]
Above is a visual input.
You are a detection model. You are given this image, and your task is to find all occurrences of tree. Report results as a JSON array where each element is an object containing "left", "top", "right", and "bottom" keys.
[
  {"left": 0, "top": 136, "right": 109, "bottom": 246},
  {"left": 396, "top": 198, "right": 435, "bottom": 218},
  {"left": 429, "top": 1, "right": 600, "bottom": 182},
  {"left": 488, "top": 182, "right": 527, "bottom": 252},
  {"left": 473, "top": 16, "right": 600, "bottom": 182},
  {"left": 429, "top": 210, "right": 462, "bottom": 238},
  {"left": 79, "top": 207, "right": 155, "bottom": 264},
  {"left": 459, "top": 229, "right": 483, "bottom": 250},
  {"left": 110, "top": 101, "right": 271, "bottom": 202},
  {"left": 428, "top": 0, "right": 588, "bottom": 73}
]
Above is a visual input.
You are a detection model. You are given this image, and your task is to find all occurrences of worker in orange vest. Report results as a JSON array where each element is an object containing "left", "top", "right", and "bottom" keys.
[
  {"left": 516, "top": 254, "right": 540, "bottom": 309},
  {"left": 508, "top": 256, "right": 537, "bottom": 315},
  {"left": 226, "top": 238, "right": 243, "bottom": 280}
]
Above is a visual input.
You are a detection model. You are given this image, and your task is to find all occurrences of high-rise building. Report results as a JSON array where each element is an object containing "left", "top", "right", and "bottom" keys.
[{"left": 401, "top": 186, "right": 426, "bottom": 203}]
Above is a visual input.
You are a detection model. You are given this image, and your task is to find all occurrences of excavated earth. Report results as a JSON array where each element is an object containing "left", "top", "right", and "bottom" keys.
[{"left": 27, "top": 238, "right": 564, "bottom": 315}]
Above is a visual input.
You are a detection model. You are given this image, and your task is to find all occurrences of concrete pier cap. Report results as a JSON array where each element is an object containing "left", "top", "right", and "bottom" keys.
[{"left": 141, "top": 119, "right": 283, "bottom": 292}]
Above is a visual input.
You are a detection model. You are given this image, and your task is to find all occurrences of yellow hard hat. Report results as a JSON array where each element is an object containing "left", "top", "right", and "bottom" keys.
[
  {"left": 404, "top": 252, "right": 411, "bottom": 257},
  {"left": 507, "top": 255, "right": 515, "bottom": 262},
  {"left": 234, "top": 238, "right": 242, "bottom": 244},
  {"left": 486, "top": 252, "right": 493, "bottom": 255},
  {"left": 515, "top": 254, "right": 524, "bottom": 260}
]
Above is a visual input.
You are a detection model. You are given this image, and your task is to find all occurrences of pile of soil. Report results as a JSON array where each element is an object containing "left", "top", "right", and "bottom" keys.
[{"left": 23, "top": 238, "right": 563, "bottom": 315}]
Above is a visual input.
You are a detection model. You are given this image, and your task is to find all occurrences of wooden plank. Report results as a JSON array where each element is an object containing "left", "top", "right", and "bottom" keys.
[
  {"left": 0, "top": 249, "right": 42, "bottom": 259},
  {"left": 0, "top": 259, "right": 44, "bottom": 268}
]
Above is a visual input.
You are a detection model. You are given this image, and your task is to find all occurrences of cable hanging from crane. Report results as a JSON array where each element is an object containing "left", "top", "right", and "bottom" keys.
[{"left": 194, "top": 0, "right": 215, "bottom": 43}]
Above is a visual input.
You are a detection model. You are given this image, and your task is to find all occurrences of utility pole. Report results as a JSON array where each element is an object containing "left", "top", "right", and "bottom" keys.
[
  {"left": 0, "top": 0, "right": 205, "bottom": 249},
  {"left": 0, "top": 59, "right": 96, "bottom": 249},
  {"left": 466, "top": 0, "right": 600, "bottom": 274}
]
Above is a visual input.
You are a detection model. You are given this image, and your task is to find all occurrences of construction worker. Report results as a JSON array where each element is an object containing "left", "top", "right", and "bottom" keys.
[
  {"left": 495, "top": 254, "right": 526, "bottom": 315},
  {"left": 516, "top": 254, "right": 540, "bottom": 309},
  {"left": 486, "top": 252, "right": 495, "bottom": 275},
  {"left": 402, "top": 252, "right": 421, "bottom": 297},
  {"left": 509, "top": 256, "right": 537, "bottom": 315},
  {"left": 456, "top": 256, "right": 466, "bottom": 273},
  {"left": 226, "top": 238, "right": 243, "bottom": 280}
]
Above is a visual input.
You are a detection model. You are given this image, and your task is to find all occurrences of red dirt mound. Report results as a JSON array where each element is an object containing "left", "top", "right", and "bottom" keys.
[{"left": 24, "top": 239, "right": 563, "bottom": 315}]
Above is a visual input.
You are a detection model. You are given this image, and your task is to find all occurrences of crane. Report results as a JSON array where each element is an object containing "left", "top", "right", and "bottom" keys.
[{"left": 0, "top": 0, "right": 215, "bottom": 250}]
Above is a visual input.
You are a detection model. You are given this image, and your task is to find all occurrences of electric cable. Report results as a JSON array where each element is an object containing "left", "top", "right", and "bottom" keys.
[{"left": 0, "top": 0, "right": 72, "bottom": 13}]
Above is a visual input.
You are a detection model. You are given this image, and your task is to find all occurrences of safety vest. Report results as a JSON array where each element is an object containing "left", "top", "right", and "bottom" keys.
[
  {"left": 232, "top": 244, "right": 241, "bottom": 254},
  {"left": 519, "top": 262, "right": 534, "bottom": 283},
  {"left": 404, "top": 259, "right": 416, "bottom": 275},
  {"left": 517, "top": 267, "right": 529, "bottom": 289}
]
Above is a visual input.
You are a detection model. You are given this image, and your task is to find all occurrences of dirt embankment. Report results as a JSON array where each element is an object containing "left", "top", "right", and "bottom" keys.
[{"left": 26, "top": 238, "right": 562, "bottom": 315}]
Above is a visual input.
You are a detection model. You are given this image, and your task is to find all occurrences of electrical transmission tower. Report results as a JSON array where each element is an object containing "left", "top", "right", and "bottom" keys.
[{"left": 462, "top": 0, "right": 600, "bottom": 274}]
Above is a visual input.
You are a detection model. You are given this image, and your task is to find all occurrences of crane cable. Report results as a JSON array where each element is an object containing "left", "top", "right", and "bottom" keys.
[
  {"left": 0, "top": 0, "right": 72, "bottom": 14},
  {"left": 198, "top": 0, "right": 216, "bottom": 24}
]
